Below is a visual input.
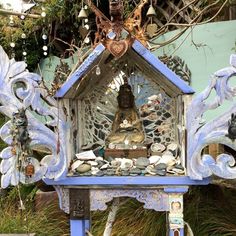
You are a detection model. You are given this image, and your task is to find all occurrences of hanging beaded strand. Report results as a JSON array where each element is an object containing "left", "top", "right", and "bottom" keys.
[
  {"left": 20, "top": 14, "right": 27, "bottom": 62},
  {"left": 41, "top": 7, "right": 48, "bottom": 56},
  {"left": 9, "top": 15, "right": 16, "bottom": 59}
]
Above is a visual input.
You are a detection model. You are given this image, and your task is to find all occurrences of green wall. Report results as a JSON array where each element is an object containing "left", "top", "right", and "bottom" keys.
[{"left": 153, "top": 20, "right": 236, "bottom": 121}]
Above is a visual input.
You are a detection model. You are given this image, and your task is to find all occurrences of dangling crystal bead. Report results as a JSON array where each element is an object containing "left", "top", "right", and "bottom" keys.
[{"left": 96, "top": 65, "right": 101, "bottom": 75}]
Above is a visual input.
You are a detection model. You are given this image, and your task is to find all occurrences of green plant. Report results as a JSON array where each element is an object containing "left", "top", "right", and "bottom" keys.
[{"left": 0, "top": 186, "right": 69, "bottom": 236}]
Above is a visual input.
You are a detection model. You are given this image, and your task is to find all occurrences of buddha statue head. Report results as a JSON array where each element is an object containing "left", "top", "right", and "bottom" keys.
[{"left": 117, "top": 78, "right": 135, "bottom": 109}]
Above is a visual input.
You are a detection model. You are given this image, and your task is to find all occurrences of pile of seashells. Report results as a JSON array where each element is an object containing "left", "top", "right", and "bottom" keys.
[{"left": 69, "top": 143, "right": 185, "bottom": 177}]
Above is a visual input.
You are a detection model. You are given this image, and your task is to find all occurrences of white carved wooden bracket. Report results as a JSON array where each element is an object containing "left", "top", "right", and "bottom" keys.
[
  {"left": 54, "top": 186, "right": 169, "bottom": 214},
  {"left": 187, "top": 54, "right": 236, "bottom": 180},
  {"left": 0, "top": 46, "right": 68, "bottom": 188}
]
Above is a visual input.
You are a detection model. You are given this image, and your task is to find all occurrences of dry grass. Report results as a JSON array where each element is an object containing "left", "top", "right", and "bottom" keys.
[
  {"left": 92, "top": 185, "right": 236, "bottom": 236},
  {"left": 0, "top": 186, "right": 69, "bottom": 236}
]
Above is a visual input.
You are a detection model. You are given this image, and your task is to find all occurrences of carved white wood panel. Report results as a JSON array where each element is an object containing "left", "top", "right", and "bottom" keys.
[{"left": 0, "top": 46, "right": 68, "bottom": 188}]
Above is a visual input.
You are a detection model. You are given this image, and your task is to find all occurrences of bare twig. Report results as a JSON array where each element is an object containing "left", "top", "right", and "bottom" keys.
[
  {"left": 0, "top": 9, "right": 40, "bottom": 18},
  {"left": 148, "top": 0, "right": 228, "bottom": 50}
]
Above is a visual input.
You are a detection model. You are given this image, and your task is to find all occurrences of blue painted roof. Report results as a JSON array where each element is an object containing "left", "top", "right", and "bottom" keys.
[
  {"left": 132, "top": 40, "right": 194, "bottom": 94},
  {"left": 55, "top": 40, "right": 194, "bottom": 98},
  {"left": 55, "top": 44, "right": 106, "bottom": 98}
]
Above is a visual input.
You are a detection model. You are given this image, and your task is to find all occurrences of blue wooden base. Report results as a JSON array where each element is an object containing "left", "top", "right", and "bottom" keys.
[
  {"left": 46, "top": 176, "right": 209, "bottom": 236},
  {"left": 44, "top": 176, "right": 210, "bottom": 186},
  {"left": 70, "top": 219, "right": 90, "bottom": 236},
  {"left": 169, "top": 228, "right": 184, "bottom": 236}
]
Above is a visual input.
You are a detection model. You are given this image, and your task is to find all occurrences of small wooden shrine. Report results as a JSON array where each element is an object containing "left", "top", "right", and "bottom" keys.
[
  {"left": 56, "top": 38, "right": 194, "bottom": 175},
  {"left": 0, "top": 1, "right": 236, "bottom": 236}
]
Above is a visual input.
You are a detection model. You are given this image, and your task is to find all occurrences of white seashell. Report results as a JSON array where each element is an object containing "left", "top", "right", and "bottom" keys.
[
  {"left": 172, "top": 168, "right": 185, "bottom": 174},
  {"left": 100, "top": 163, "right": 109, "bottom": 169},
  {"left": 120, "top": 158, "right": 133, "bottom": 169},
  {"left": 157, "top": 154, "right": 176, "bottom": 166},
  {"left": 88, "top": 161, "right": 98, "bottom": 166},
  {"left": 148, "top": 95, "right": 159, "bottom": 101},
  {"left": 75, "top": 150, "right": 96, "bottom": 160},
  {"left": 146, "top": 166, "right": 156, "bottom": 175},
  {"left": 95, "top": 156, "right": 104, "bottom": 162},
  {"left": 108, "top": 143, "right": 115, "bottom": 149},
  {"left": 71, "top": 160, "right": 84, "bottom": 171},
  {"left": 167, "top": 143, "right": 178, "bottom": 151},
  {"left": 91, "top": 167, "right": 99, "bottom": 175},
  {"left": 149, "top": 155, "right": 161, "bottom": 164},
  {"left": 151, "top": 143, "right": 166, "bottom": 153},
  {"left": 162, "top": 150, "right": 173, "bottom": 156}
]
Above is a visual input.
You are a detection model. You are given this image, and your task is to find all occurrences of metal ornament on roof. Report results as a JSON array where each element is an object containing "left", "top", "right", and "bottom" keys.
[
  {"left": 187, "top": 54, "right": 236, "bottom": 180},
  {"left": 85, "top": 0, "right": 148, "bottom": 50},
  {"left": 0, "top": 46, "right": 67, "bottom": 188}
]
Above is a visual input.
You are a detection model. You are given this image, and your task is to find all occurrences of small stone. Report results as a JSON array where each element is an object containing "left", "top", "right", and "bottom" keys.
[
  {"left": 76, "top": 163, "right": 91, "bottom": 173},
  {"left": 155, "top": 169, "right": 167, "bottom": 176},
  {"left": 82, "top": 171, "right": 92, "bottom": 176},
  {"left": 174, "top": 164, "right": 184, "bottom": 170},
  {"left": 135, "top": 164, "right": 146, "bottom": 170},
  {"left": 95, "top": 170, "right": 104, "bottom": 176},
  {"left": 155, "top": 163, "right": 167, "bottom": 170},
  {"left": 136, "top": 157, "right": 150, "bottom": 167},
  {"left": 130, "top": 168, "right": 142, "bottom": 175},
  {"left": 141, "top": 169, "right": 148, "bottom": 175},
  {"left": 149, "top": 155, "right": 161, "bottom": 164},
  {"left": 104, "top": 169, "right": 115, "bottom": 176},
  {"left": 121, "top": 170, "right": 130, "bottom": 176}
]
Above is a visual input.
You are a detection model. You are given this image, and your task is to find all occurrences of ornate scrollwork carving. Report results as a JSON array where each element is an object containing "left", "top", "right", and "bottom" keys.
[
  {"left": 187, "top": 54, "right": 236, "bottom": 180},
  {"left": 90, "top": 189, "right": 169, "bottom": 211},
  {"left": 0, "top": 46, "right": 68, "bottom": 188}
]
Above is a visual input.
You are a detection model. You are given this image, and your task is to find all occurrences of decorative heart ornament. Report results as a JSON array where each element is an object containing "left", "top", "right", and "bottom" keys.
[
  {"left": 107, "top": 40, "right": 129, "bottom": 58},
  {"left": 79, "top": 26, "right": 88, "bottom": 39},
  {"left": 146, "top": 23, "right": 158, "bottom": 38}
]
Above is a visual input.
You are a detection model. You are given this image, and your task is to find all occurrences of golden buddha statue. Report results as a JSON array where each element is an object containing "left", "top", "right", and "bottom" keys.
[{"left": 106, "top": 78, "right": 145, "bottom": 146}]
